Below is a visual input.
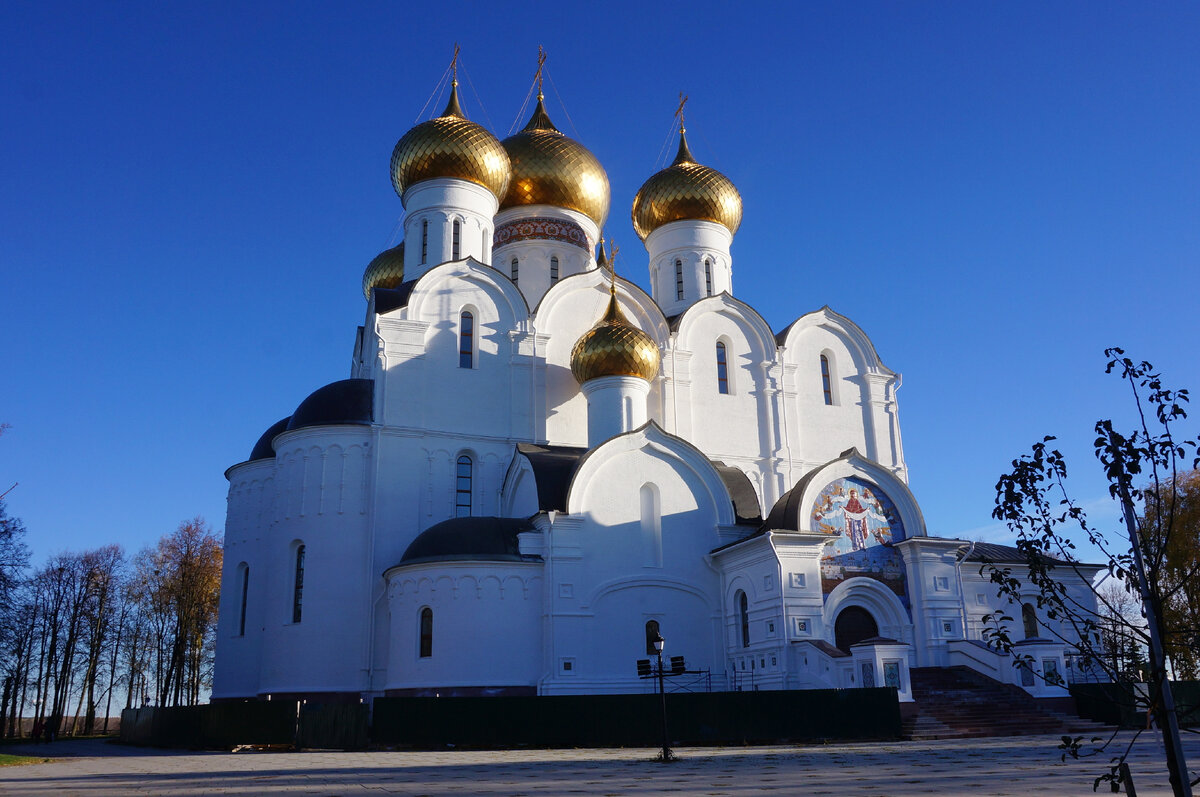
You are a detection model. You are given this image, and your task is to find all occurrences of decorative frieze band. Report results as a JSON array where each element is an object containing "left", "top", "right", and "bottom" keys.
[{"left": 493, "top": 217, "right": 589, "bottom": 251}]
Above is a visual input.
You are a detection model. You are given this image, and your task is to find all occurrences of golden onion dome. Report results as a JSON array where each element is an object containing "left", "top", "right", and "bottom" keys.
[
  {"left": 362, "top": 242, "right": 405, "bottom": 299},
  {"left": 500, "top": 97, "right": 610, "bottom": 227},
  {"left": 570, "top": 289, "right": 660, "bottom": 384},
  {"left": 631, "top": 130, "right": 743, "bottom": 241},
  {"left": 390, "top": 83, "right": 512, "bottom": 204}
]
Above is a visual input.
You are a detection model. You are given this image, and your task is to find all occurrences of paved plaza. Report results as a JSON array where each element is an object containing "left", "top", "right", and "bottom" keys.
[{"left": 2, "top": 732, "right": 1198, "bottom": 796}]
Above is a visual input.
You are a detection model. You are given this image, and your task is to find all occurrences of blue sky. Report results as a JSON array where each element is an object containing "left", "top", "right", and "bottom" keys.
[{"left": 2, "top": 1, "right": 1197, "bottom": 565}]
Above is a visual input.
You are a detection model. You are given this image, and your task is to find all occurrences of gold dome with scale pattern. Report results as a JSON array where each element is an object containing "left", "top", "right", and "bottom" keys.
[
  {"left": 389, "top": 83, "right": 512, "bottom": 204},
  {"left": 570, "top": 283, "right": 660, "bottom": 384},
  {"left": 362, "top": 242, "right": 405, "bottom": 299},
  {"left": 499, "top": 97, "right": 611, "bottom": 227},
  {"left": 631, "top": 129, "right": 742, "bottom": 241}
]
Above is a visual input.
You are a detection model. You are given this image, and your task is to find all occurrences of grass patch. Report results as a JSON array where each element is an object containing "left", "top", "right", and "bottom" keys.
[{"left": 0, "top": 753, "right": 52, "bottom": 767}]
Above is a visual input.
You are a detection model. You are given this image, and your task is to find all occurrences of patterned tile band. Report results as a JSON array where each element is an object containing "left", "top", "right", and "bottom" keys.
[{"left": 493, "top": 217, "right": 589, "bottom": 251}]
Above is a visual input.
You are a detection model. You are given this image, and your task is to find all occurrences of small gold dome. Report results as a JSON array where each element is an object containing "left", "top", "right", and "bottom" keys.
[
  {"left": 390, "top": 84, "right": 512, "bottom": 203},
  {"left": 631, "top": 131, "right": 742, "bottom": 241},
  {"left": 570, "top": 291, "right": 660, "bottom": 383},
  {"left": 500, "top": 98, "right": 610, "bottom": 227},
  {"left": 362, "top": 242, "right": 405, "bottom": 299}
]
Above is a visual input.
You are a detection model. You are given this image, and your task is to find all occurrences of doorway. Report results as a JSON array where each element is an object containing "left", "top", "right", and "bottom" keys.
[{"left": 835, "top": 606, "right": 879, "bottom": 652}]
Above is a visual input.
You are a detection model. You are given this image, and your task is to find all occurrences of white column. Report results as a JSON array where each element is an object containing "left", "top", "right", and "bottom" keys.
[
  {"left": 645, "top": 220, "right": 733, "bottom": 316},
  {"left": 580, "top": 376, "right": 650, "bottom": 447},
  {"left": 402, "top": 178, "right": 500, "bottom": 280}
]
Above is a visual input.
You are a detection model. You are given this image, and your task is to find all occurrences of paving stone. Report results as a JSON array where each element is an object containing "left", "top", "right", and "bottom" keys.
[{"left": 0, "top": 733, "right": 1197, "bottom": 796}]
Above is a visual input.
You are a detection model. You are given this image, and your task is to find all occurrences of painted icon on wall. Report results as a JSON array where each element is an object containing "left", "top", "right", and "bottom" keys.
[{"left": 811, "top": 477, "right": 908, "bottom": 605}]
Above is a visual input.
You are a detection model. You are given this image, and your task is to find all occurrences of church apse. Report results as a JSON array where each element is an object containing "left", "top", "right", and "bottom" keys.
[{"left": 810, "top": 477, "right": 908, "bottom": 607}]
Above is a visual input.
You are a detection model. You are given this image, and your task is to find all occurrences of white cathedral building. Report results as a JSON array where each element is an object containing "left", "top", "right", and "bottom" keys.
[{"left": 213, "top": 72, "right": 1098, "bottom": 705}]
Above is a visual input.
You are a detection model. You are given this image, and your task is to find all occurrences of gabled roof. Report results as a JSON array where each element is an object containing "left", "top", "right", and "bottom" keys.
[
  {"left": 372, "top": 280, "right": 418, "bottom": 315},
  {"left": 517, "top": 443, "right": 588, "bottom": 512},
  {"left": 515, "top": 442, "right": 761, "bottom": 525},
  {"left": 396, "top": 516, "right": 541, "bottom": 568}
]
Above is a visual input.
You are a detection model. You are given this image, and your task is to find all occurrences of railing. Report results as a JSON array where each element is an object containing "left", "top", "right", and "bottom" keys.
[{"left": 946, "top": 639, "right": 1007, "bottom": 681}]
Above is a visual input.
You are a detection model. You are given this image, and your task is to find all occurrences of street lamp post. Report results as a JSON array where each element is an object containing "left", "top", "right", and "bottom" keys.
[{"left": 652, "top": 631, "right": 672, "bottom": 762}]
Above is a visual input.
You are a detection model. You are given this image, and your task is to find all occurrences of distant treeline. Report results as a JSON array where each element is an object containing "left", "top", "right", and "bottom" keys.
[{"left": 0, "top": 507, "right": 221, "bottom": 739}]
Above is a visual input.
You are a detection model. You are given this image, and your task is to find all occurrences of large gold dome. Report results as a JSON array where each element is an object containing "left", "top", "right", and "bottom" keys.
[
  {"left": 500, "top": 98, "right": 610, "bottom": 227},
  {"left": 631, "top": 131, "right": 742, "bottom": 241},
  {"left": 570, "top": 291, "right": 660, "bottom": 383},
  {"left": 362, "top": 242, "right": 405, "bottom": 299},
  {"left": 390, "top": 84, "right": 512, "bottom": 203}
]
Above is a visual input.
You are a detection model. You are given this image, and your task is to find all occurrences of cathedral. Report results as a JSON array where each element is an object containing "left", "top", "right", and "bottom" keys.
[{"left": 212, "top": 65, "right": 1098, "bottom": 705}]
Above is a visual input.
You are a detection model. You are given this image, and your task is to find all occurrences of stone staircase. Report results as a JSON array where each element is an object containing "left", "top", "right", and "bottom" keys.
[{"left": 903, "top": 666, "right": 1115, "bottom": 740}]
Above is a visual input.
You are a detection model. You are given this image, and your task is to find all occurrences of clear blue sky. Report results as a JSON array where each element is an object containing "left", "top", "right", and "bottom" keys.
[{"left": 3, "top": 1, "right": 1197, "bottom": 565}]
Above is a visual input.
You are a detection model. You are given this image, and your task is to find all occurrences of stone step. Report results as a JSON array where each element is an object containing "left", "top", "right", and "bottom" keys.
[{"left": 903, "top": 666, "right": 1118, "bottom": 741}]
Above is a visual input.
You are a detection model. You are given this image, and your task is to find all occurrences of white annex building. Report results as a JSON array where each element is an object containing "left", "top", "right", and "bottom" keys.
[{"left": 213, "top": 69, "right": 1099, "bottom": 705}]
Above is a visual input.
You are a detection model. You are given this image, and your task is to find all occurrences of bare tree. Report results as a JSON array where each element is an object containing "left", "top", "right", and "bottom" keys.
[{"left": 984, "top": 350, "right": 1197, "bottom": 795}]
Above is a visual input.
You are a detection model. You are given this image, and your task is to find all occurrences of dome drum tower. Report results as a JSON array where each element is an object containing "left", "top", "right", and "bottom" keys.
[
  {"left": 633, "top": 130, "right": 742, "bottom": 316},
  {"left": 389, "top": 82, "right": 512, "bottom": 282},
  {"left": 570, "top": 282, "right": 661, "bottom": 448},
  {"left": 491, "top": 95, "right": 610, "bottom": 305}
]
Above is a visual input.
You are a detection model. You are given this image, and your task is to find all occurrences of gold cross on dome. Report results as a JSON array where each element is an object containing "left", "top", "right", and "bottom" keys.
[
  {"left": 675, "top": 92, "right": 688, "bottom": 133},
  {"left": 535, "top": 45, "right": 547, "bottom": 100},
  {"left": 608, "top": 239, "right": 620, "bottom": 294},
  {"left": 450, "top": 43, "right": 460, "bottom": 85}
]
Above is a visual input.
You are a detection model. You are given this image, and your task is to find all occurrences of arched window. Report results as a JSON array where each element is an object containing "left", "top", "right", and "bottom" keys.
[
  {"left": 645, "top": 619, "right": 661, "bottom": 655},
  {"left": 421, "top": 220, "right": 428, "bottom": 264},
  {"left": 820, "top": 354, "right": 833, "bottom": 405},
  {"left": 674, "top": 259, "right": 684, "bottom": 300},
  {"left": 716, "top": 342, "right": 729, "bottom": 394},
  {"left": 550, "top": 256, "right": 559, "bottom": 283},
  {"left": 455, "top": 455, "right": 473, "bottom": 517},
  {"left": 419, "top": 607, "right": 433, "bottom": 658},
  {"left": 238, "top": 564, "right": 250, "bottom": 636},
  {"left": 1022, "top": 604, "right": 1039, "bottom": 639},
  {"left": 451, "top": 219, "right": 461, "bottom": 260},
  {"left": 292, "top": 544, "right": 305, "bottom": 624},
  {"left": 738, "top": 591, "right": 749, "bottom": 647},
  {"left": 640, "top": 483, "right": 662, "bottom": 567},
  {"left": 459, "top": 311, "right": 474, "bottom": 369},
  {"left": 704, "top": 258, "right": 713, "bottom": 296},
  {"left": 510, "top": 257, "right": 519, "bottom": 284}
]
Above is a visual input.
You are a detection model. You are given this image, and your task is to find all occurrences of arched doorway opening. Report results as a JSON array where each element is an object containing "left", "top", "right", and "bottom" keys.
[{"left": 835, "top": 606, "right": 879, "bottom": 652}]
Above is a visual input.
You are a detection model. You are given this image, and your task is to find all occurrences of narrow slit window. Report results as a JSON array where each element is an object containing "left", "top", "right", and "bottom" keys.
[
  {"left": 452, "top": 220, "right": 461, "bottom": 260},
  {"left": 459, "top": 311, "right": 474, "bottom": 369},
  {"left": 738, "top": 591, "right": 749, "bottom": 647},
  {"left": 705, "top": 258, "right": 713, "bottom": 296},
  {"left": 292, "top": 545, "right": 305, "bottom": 624},
  {"left": 820, "top": 355, "right": 833, "bottom": 405},
  {"left": 675, "top": 259, "right": 684, "bottom": 300},
  {"left": 455, "top": 455, "right": 473, "bottom": 517},
  {"left": 550, "top": 256, "right": 559, "bottom": 282},
  {"left": 716, "top": 342, "right": 729, "bottom": 394},
  {"left": 419, "top": 607, "right": 433, "bottom": 658},
  {"left": 238, "top": 565, "right": 249, "bottom": 636},
  {"left": 511, "top": 257, "right": 519, "bottom": 284},
  {"left": 421, "top": 220, "right": 428, "bottom": 264}
]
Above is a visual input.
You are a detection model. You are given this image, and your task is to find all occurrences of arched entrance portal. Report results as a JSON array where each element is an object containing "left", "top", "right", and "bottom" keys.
[{"left": 835, "top": 606, "right": 879, "bottom": 652}]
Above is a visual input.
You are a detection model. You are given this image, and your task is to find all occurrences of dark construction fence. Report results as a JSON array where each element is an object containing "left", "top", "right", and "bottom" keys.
[
  {"left": 121, "top": 701, "right": 368, "bottom": 750},
  {"left": 120, "top": 688, "right": 898, "bottom": 750},
  {"left": 372, "top": 688, "right": 901, "bottom": 748},
  {"left": 1071, "top": 681, "right": 1200, "bottom": 729}
]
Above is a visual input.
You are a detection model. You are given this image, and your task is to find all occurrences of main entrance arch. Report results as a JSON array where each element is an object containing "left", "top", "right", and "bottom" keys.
[{"left": 834, "top": 605, "right": 878, "bottom": 652}]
